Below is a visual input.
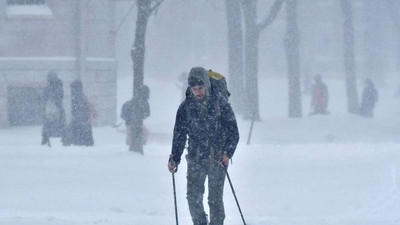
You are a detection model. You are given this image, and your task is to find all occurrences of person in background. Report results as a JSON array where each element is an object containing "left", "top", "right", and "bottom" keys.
[
  {"left": 42, "top": 70, "right": 66, "bottom": 146},
  {"left": 67, "top": 80, "right": 94, "bottom": 146},
  {"left": 120, "top": 85, "right": 150, "bottom": 153},
  {"left": 359, "top": 79, "right": 378, "bottom": 117},
  {"left": 310, "top": 74, "right": 329, "bottom": 115},
  {"left": 168, "top": 67, "right": 239, "bottom": 225}
]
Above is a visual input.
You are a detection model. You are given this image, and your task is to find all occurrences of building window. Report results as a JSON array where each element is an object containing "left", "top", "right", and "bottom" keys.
[
  {"left": 7, "top": 87, "right": 45, "bottom": 126},
  {"left": 6, "top": 0, "right": 52, "bottom": 19}
]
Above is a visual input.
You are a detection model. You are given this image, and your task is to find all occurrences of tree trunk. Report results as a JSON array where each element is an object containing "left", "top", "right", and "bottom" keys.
[
  {"left": 362, "top": 0, "right": 385, "bottom": 85},
  {"left": 340, "top": 0, "right": 359, "bottom": 114},
  {"left": 385, "top": 0, "right": 400, "bottom": 71},
  {"left": 130, "top": 0, "right": 151, "bottom": 154},
  {"left": 75, "top": 1, "right": 86, "bottom": 80},
  {"left": 132, "top": 1, "right": 150, "bottom": 98},
  {"left": 284, "top": 0, "right": 302, "bottom": 118},
  {"left": 225, "top": 0, "right": 244, "bottom": 114},
  {"left": 242, "top": 0, "right": 260, "bottom": 120},
  {"left": 241, "top": 0, "right": 284, "bottom": 120}
]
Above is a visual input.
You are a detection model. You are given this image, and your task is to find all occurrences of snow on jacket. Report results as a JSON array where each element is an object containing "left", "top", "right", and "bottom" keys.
[{"left": 170, "top": 91, "right": 239, "bottom": 164}]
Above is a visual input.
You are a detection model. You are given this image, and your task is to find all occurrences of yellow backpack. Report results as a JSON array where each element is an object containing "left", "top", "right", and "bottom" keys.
[{"left": 208, "top": 70, "right": 231, "bottom": 100}]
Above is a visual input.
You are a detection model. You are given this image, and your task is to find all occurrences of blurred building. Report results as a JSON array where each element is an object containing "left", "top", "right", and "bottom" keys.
[
  {"left": 0, "top": 0, "right": 117, "bottom": 127},
  {"left": 298, "top": 0, "right": 395, "bottom": 80}
]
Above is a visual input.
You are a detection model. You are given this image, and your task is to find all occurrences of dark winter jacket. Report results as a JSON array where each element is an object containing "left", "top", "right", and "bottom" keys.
[
  {"left": 121, "top": 86, "right": 150, "bottom": 126},
  {"left": 44, "top": 77, "right": 64, "bottom": 107},
  {"left": 71, "top": 93, "right": 90, "bottom": 126},
  {"left": 69, "top": 80, "right": 93, "bottom": 146},
  {"left": 121, "top": 98, "right": 150, "bottom": 126},
  {"left": 170, "top": 91, "right": 239, "bottom": 165},
  {"left": 42, "top": 74, "right": 66, "bottom": 138},
  {"left": 360, "top": 83, "right": 378, "bottom": 112}
]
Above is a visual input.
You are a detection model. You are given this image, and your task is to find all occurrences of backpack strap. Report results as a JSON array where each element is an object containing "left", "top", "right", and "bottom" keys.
[{"left": 211, "top": 97, "right": 222, "bottom": 166}]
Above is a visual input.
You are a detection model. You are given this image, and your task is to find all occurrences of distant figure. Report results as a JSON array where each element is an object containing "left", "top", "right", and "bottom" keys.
[
  {"left": 64, "top": 80, "right": 94, "bottom": 146},
  {"left": 359, "top": 79, "right": 378, "bottom": 117},
  {"left": 176, "top": 72, "right": 188, "bottom": 101},
  {"left": 310, "top": 74, "right": 329, "bottom": 115},
  {"left": 120, "top": 85, "right": 150, "bottom": 153},
  {"left": 41, "top": 70, "right": 66, "bottom": 146}
]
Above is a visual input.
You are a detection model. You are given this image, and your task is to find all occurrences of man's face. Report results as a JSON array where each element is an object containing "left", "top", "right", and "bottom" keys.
[{"left": 191, "top": 85, "right": 206, "bottom": 100}]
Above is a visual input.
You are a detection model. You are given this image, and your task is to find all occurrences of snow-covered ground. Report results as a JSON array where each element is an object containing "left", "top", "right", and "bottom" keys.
[{"left": 1, "top": 76, "right": 400, "bottom": 225}]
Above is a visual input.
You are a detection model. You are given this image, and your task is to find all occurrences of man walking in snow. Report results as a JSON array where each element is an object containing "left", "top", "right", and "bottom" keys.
[{"left": 168, "top": 67, "right": 239, "bottom": 225}]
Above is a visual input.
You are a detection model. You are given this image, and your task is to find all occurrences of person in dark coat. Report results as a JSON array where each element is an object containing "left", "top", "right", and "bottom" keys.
[
  {"left": 310, "top": 74, "right": 329, "bottom": 115},
  {"left": 68, "top": 80, "right": 94, "bottom": 146},
  {"left": 360, "top": 79, "right": 378, "bottom": 117},
  {"left": 168, "top": 67, "right": 239, "bottom": 225},
  {"left": 41, "top": 70, "right": 66, "bottom": 146},
  {"left": 120, "top": 85, "right": 150, "bottom": 153}
]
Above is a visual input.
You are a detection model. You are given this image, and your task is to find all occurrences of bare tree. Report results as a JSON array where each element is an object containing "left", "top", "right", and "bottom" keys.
[
  {"left": 225, "top": 0, "right": 244, "bottom": 114},
  {"left": 284, "top": 0, "right": 302, "bottom": 118},
  {"left": 361, "top": 0, "right": 385, "bottom": 85},
  {"left": 340, "top": 0, "right": 359, "bottom": 114},
  {"left": 242, "top": 0, "right": 284, "bottom": 120},
  {"left": 130, "top": 0, "right": 164, "bottom": 153},
  {"left": 385, "top": 0, "right": 400, "bottom": 72}
]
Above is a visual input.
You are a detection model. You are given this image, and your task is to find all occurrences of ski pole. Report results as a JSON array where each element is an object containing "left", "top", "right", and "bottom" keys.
[
  {"left": 246, "top": 112, "right": 256, "bottom": 145},
  {"left": 172, "top": 173, "right": 179, "bottom": 225},
  {"left": 224, "top": 167, "right": 247, "bottom": 225}
]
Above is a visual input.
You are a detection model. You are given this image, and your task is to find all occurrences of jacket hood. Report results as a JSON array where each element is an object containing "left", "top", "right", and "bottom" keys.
[{"left": 187, "top": 67, "right": 211, "bottom": 99}]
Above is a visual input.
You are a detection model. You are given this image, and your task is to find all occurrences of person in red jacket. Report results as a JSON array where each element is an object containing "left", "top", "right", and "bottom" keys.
[{"left": 310, "top": 74, "right": 329, "bottom": 115}]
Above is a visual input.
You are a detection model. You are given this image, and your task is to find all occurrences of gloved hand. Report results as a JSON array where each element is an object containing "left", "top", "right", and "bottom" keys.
[
  {"left": 219, "top": 153, "right": 230, "bottom": 167},
  {"left": 168, "top": 155, "right": 178, "bottom": 173}
]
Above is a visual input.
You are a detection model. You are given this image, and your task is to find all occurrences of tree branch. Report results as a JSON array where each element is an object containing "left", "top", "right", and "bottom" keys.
[
  {"left": 257, "top": 0, "right": 284, "bottom": 33},
  {"left": 112, "top": 2, "right": 135, "bottom": 34},
  {"left": 205, "top": 0, "right": 223, "bottom": 10},
  {"left": 149, "top": 0, "right": 165, "bottom": 14}
]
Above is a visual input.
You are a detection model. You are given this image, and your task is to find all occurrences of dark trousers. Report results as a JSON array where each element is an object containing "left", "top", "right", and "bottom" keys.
[{"left": 186, "top": 155, "right": 226, "bottom": 225}]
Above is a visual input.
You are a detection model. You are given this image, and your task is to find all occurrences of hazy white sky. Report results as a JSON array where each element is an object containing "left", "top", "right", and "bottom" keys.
[{"left": 114, "top": 0, "right": 399, "bottom": 82}]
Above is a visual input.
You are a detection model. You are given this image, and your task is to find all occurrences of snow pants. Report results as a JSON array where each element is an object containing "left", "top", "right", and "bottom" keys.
[{"left": 186, "top": 155, "right": 226, "bottom": 225}]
